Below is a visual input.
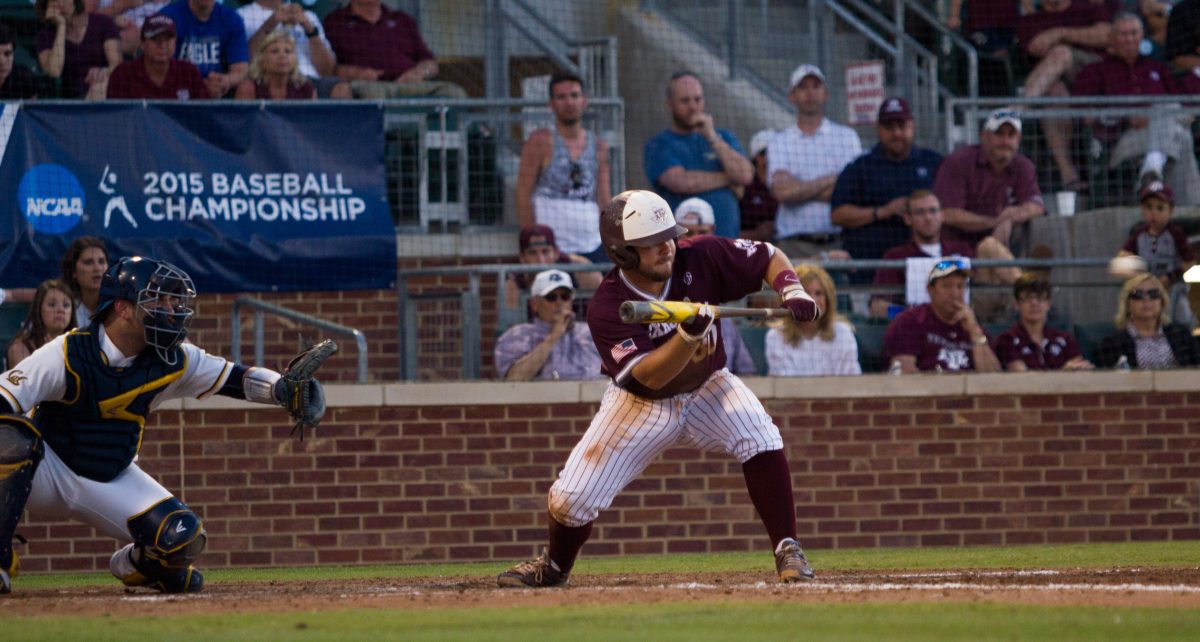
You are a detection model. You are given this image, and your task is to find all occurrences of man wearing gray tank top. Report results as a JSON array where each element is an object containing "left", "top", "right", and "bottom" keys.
[{"left": 516, "top": 71, "right": 612, "bottom": 263}]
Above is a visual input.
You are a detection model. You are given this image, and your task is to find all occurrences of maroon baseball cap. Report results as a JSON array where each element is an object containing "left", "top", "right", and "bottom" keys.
[
  {"left": 1139, "top": 180, "right": 1174, "bottom": 207},
  {"left": 519, "top": 225, "right": 558, "bottom": 252},
  {"left": 141, "top": 14, "right": 176, "bottom": 40},
  {"left": 877, "top": 97, "right": 912, "bottom": 124}
]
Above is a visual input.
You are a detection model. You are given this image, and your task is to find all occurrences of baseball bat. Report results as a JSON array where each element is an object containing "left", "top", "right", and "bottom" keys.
[{"left": 619, "top": 300, "right": 791, "bottom": 324}]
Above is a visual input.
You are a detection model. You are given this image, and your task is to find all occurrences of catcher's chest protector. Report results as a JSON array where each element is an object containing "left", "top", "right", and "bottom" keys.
[{"left": 36, "top": 329, "right": 185, "bottom": 483}]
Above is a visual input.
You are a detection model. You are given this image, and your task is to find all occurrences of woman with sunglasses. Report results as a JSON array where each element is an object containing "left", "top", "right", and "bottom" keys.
[{"left": 1095, "top": 274, "right": 1200, "bottom": 369}]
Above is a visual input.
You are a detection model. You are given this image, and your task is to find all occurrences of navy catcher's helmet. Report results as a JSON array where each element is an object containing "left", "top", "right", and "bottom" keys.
[{"left": 94, "top": 257, "right": 196, "bottom": 365}]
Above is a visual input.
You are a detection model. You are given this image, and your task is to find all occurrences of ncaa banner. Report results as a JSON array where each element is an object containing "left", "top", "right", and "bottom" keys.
[{"left": 0, "top": 102, "right": 395, "bottom": 292}]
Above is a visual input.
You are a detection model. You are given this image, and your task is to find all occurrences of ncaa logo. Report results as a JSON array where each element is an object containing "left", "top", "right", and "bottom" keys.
[{"left": 18, "top": 163, "right": 85, "bottom": 234}]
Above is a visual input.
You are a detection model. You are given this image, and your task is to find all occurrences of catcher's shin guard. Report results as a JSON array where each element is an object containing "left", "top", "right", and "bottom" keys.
[
  {"left": 0, "top": 415, "right": 42, "bottom": 593},
  {"left": 115, "top": 497, "right": 207, "bottom": 593}
]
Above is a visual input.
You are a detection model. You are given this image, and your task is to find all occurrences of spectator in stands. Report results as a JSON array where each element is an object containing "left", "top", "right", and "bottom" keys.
[
  {"left": 1117, "top": 181, "right": 1197, "bottom": 327},
  {"left": 768, "top": 64, "right": 862, "bottom": 259},
  {"left": 1095, "top": 272, "right": 1200, "bottom": 368},
  {"left": 504, "top": 225, "right": 601, "bottom": 310},
  {"left": 234, "top": 30, "right": 314, "bottom": 99},
  {"left": 1074, "top": 12, "right": 1200, "bottom": 205},
  {"left": 36, "top": 0, "right": 121, "bottom": 99},
  {"left": 1167, "top": 0, "right": 1200, "bottom": 72},
  {"left": 516, "top": 71, "right": 611, "bottom": 262},
  {"left": 238, "top": 0, "right": 349, "bottom": 98},
  {"left": 60, "top": 236, "right": 108, "bottom": 328},
  {"left": 158, "top": 0, "right": 249, "bottom": 98},
  {"left": 765, "top": 264, "right": 861, "bottom": 377},
  {"left": 994, "top": 273, "right": 1092, "bottom": 371},
  {"left": 322, "top": 0, "right": 465, "bottom": 99},
  {"left": 0, "top": 24, "right": 43, "bottom": 99},
  {"left": 107, "top": 14, "right": 209, "bottom": 99},
  {"left": 644, "top": 71, "right": 753, "bottom": 239},
  {"left": 6, "top": 279, "right": 75, "bottom": 368},
  {"left": 1138, "top": 0, "right": 1171, "bottom": 61},
  {"left": 945, "top": 0, "right": 1032, "bottom": 56},
  {"left": 932, "top": 109, "right": 1045, "bottom": 249},
  {"left": 830, "top": 97, "right": 943, "bottom": 283},
  {"left": 94, "top": 0, "right": 168, "bottom": 56},
  {"left": 882, "top": 259, "right": 1002, "bottom": 373},
  {"left": 675, "top": 197, "right": 757, "bottom": 376},
  {"left": 1018, "top": 0, "right": 1113, "bottom": 192},
  {"left": 871, "top": 191, "right": 1020, "bottom": 320},
  {"left": 494, "top": 269, "right": 602, "bottom": 381},
  {"left": 738, "top": 129, "right": 779, "bottom": 242}
]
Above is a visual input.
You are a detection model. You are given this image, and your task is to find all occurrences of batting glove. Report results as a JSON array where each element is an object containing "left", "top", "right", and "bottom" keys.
[
  {"left": 772, "top": 270, "right": 822, "bottom": 323},
  {"left": 677, "top": 303, "right": 716, "bottom": 345}
]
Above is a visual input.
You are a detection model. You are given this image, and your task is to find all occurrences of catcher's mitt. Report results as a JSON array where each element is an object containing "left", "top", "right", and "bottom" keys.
[{"left": 273, "top": 339, "right": 338, "bottom": 440}]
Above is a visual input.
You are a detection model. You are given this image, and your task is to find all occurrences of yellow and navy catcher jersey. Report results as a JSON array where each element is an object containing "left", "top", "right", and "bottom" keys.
[{"left": 0, "top": 324, "right": 234, "bottom": 482}]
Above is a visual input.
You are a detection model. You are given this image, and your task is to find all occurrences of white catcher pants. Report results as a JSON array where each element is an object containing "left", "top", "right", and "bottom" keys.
[
  {"left": 548, "top": 369, "right": 784, "bottom": 527},
  {"left": 28, "top": 444, "right": 173, "bottom": 542}
]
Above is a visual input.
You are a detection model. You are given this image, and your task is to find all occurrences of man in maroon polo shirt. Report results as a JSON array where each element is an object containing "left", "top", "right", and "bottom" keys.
[
  {"left": 1018, "top": 0, "right": 1113, "bottom": 191},
  {"left": 322, "top": 0, "right": 465, "bottom": 99},
  {"left": 882, "top": 259, "right": 1002, "bottom": 374},
  {"left": 933, "top": 109, "right": 1045, "bottom": 248},
  {"left": 106, "top": 15, "right": 210, "bottom": 100},
  {"left": 1074, "top": 12, "right": 1200, "bottom": 205}
]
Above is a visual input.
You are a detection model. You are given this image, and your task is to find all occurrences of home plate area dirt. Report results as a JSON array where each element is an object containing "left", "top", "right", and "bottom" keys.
[{"left": 5, "top": 567, "right": 1200, "bottom": 616}]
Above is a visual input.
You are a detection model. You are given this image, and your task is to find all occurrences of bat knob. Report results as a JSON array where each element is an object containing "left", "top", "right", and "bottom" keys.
[{"left": 619, "top": 301, "right": 636, "bottom": 323}]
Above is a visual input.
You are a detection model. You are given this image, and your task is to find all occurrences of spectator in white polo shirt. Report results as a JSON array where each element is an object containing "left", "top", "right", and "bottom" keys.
[{"left": 768, "top": 64, "right": 862, "bottom": 260}]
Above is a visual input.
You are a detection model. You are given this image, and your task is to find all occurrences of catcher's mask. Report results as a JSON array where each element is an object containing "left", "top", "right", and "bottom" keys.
[{"left": 95, "top": 257, "right": 196, "bottom": 365}]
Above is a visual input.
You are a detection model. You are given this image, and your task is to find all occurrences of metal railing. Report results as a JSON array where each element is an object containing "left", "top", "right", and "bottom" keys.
[{"left": 231, "top": 296, "right": 369, "bottom": 384}]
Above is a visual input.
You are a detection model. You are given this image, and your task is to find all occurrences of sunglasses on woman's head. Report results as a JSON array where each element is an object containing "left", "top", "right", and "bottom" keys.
[{"left": 1129, "top": 288, "right": 1162, "bottom": 301}]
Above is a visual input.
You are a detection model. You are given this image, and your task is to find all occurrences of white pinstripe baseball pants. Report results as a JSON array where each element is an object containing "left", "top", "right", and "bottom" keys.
[{"left": 548, "top": 369, "right": 784, "bottom": 527}]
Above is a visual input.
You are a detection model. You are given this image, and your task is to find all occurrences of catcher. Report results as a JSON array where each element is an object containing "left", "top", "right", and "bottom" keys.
[{"left": 0, "top": 256, "right": 335, "bottom": 596}]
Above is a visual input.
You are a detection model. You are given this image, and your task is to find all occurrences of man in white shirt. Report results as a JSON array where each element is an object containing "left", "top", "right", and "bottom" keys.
[
  {"left": 768, "top": 64, "right": 862, "bottom": 258},
  {"left": 238, "top": 0, "right": 350, "bottom": 97}
]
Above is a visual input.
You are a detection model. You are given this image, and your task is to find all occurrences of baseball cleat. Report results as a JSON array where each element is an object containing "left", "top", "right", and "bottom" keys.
[
  {"left": 774, "top": 538, "right": 815, "bottom": 583},
  {"left": 497, "top": 549, "right": 569, "bottom": 588}
]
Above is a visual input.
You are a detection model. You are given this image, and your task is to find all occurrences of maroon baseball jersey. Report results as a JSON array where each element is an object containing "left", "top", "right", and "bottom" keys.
[
  {"left": 587, "top": 236, "right": 772, "bottom": 399},
  {"left": 882, "top": 303, "right": 987, "bottom": 372},
  {"left": 994, "top": 323, "right": 1082, "bottom": 370},
  {"left": 107, "top": 59, "right": 210, "bottom": 100}
]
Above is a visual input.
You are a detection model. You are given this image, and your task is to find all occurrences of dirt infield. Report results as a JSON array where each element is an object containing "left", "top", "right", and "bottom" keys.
[{"left": 5, "top": 567, "right": 1200, "bottom": 616}]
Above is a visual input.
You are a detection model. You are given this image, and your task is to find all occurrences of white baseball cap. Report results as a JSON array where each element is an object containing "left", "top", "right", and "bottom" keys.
[
  {"left": 748, "top": 129, "right": 774, "bottom": 158},
  {"left": 789, "top": 64, "right": 825, "bottom": 90},
  {"left": 675, "top": 197, "right": 715, "bottom": 227},
  {"left": 530, "top": 269, "right": 574, "bottom": 298},
  {"left": 982, "top": 108, "right": 1022, "bottom": 134}
]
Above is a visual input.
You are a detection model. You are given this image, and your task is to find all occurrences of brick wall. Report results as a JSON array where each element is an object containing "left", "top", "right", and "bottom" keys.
[{"left": 17, "top": 374, "right": 1199, "bottom": 574}]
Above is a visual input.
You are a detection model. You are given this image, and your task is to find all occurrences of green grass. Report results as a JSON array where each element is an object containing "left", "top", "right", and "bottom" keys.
[
  {"left": 7, "top": 603, "right": 1200, "bottom": 642},
  {"left": 16, "top": 540, "right": 1199, "bottom": 589}
]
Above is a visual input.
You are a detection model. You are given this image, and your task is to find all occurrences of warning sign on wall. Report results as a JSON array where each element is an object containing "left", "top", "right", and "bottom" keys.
[{"left": 845, "top": 61, "right": 885, "bottom": 126}]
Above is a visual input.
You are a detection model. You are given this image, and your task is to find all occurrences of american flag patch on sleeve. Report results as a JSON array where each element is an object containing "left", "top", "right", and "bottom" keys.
[{"left": 610, "top": 338, "right": 637, "bottom": 362}]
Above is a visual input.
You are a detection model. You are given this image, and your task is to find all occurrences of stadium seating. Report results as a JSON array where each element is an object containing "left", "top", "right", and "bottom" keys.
[{"left": 1073, "top": 321, "right": 1117, "bottom": 364}]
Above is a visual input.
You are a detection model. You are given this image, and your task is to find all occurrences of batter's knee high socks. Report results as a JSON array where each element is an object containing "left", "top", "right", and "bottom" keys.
[
  {"left": 547, "top": 515, "right": 592, "bottom": 574},
  {"left": 742, "top": 449, "right": 798, "bottom": 548}
]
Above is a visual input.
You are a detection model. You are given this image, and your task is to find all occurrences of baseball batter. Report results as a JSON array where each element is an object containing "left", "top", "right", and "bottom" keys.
[
  {"left": 0, "top": 257, "right": 330, "bottom": 596},
  {"left": 498, "top": 190, "right": 821, "bottom": 587}
]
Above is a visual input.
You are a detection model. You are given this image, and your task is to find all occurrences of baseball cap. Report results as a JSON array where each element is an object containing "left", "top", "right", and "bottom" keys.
[
  {"left": 982, "top": 108, "right": 1021, "bottom": 134},
  {"left": 530, "top": 269, "right": 574, "bottom": 298},
  {"left": 788, "top": 64, "right": 825, "bottom": 90},
  {"left": 927, "top": 258, "right": 972, "bottom": 284},
  {"left": 877, "top": 97, "right": 912, "bottom": 123},
  {"left": 1139, "top": 180, "right": 1174, "bottom": 207},
  {"left": 675, "top": 197, "right": 714, "bottom": 227},
  {"left": 519, "top": 225, "right": 558, "bottom": 252},
  {"left": 141, "top": 14, "right": 176, "bottom": 40},
  {"left": 748, "top": 129, "right": 773, "bottom": 158}
]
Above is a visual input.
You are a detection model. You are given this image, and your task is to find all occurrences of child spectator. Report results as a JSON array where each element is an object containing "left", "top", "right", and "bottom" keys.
[
  {"left": 6, "top": 279, "right": 75, "bottom": 368},
  {"left": 1117, "top": 181, "right": 1197, "bottom": 328},
  {"left": 765, "top": 264, "right": 861, "bottom": 376},
  {"left": 60, "top": 236, "right": 108, "bottom": 328},
  {"left": 994, "top": 274, "right": 1092, "bottom": 371},
  {"left": 234, "top": 30, "right": 315, "bottom": 99},
  {"left": 36, "top": 0, "right": 122, "bottom": 99}
]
